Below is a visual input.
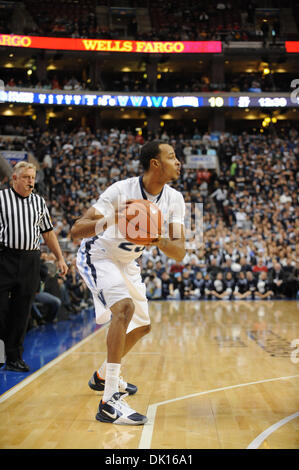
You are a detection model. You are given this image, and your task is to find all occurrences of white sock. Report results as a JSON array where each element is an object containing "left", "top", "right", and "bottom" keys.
[
  {"left": 102, "top": 363, "right": 121, "bottom": 403},
  {"left": 97, "top": 360, "right": 107, "bottom": 379}
]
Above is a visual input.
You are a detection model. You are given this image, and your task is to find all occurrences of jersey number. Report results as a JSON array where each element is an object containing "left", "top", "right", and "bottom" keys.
[{"left": 118, "top": 242, "right": 144, "bottom": 252}]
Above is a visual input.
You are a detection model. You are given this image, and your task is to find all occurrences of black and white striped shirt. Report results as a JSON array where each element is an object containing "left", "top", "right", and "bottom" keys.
[{"left": 0, "top": 187, "right": 53, "bottom": 250}]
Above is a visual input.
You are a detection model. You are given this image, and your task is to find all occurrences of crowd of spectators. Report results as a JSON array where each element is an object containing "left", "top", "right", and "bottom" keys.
[
  {"left": 22, "top": 0, "right": 290, "bottom": 42},
  {"left": 147, "top": 0, "right": 264, "bottom": 42},
  {"left": 4, "top": 74, "right": 93, "bottom": 93},
  {"left": 2, "top": 68, "right": 293, "bottom": 94},
  {"left": 155, "top": 71, "right": 292, "bottom": 93},
  {"left": 2, "top": 0, "right": 297, "bottom": 42},
  {"left": 23, "top": 0, "right": 99, "bottom": 38},
  {"left": 0, "top": 123, "right": 298, "bottom": 328}
]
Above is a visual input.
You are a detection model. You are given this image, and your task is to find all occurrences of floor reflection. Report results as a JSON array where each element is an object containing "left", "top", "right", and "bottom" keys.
[
  {"left": 0, "top": 308, "right": 97, "bottom": 395},
  {"left": 146, "top": 300, "right": 299, "bottom": 353}
]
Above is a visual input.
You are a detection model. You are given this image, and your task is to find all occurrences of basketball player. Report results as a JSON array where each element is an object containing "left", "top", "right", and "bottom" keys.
[{"left": 71, "top": 141, "right": 185, "bottom": 425}]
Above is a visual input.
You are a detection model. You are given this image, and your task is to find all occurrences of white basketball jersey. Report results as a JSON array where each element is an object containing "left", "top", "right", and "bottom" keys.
[{"left": 79, "top": 176, "right": 185, "bottom": 264}]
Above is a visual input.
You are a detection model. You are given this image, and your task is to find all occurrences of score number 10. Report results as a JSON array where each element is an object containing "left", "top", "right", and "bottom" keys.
[{"left": 208, "top": 96, "right": 224, "bottom": 107}]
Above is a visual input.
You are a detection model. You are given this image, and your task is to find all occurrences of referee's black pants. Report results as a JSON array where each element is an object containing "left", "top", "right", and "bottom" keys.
[{"left": 0, "top": 248, "right": 40, "bottom": 362}]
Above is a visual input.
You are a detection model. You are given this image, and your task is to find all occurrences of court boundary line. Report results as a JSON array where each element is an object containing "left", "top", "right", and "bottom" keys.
[
  {"left": 138, "top": 374, "right": 299, "bottom": 449},
  {"left": 247, "top": 411, "right": 299, "bottom": 449},
  {"left": 71, "top": 351, "right": 160, "bottom": 355},
  {"left": 0, "top": 325, "right": 107, "bottom": 404}
]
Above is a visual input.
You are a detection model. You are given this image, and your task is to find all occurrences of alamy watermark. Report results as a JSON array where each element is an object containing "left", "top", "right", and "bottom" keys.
[
  {"left": 290, "top": 79, "right": 299, "bottom": 104},
  {"left": 94, "top": 197, "right": 203, "bottom": 246}
]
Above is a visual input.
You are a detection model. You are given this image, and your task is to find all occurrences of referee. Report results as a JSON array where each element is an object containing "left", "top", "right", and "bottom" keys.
[{"left": 0, "top": 161, "right": 68, "bottom": 372}]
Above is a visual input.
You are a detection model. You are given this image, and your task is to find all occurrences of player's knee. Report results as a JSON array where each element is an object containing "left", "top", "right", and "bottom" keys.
[
  {"left": 122, "top": 298, "right": 135, "bottom": 316},
  {"left": 112, "top": 298, "right": 135, "bottom": 325}
]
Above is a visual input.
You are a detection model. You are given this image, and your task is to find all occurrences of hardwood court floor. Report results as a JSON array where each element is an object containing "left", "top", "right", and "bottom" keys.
[{"left": 0, "top": 300, "right": 298, "bottom": 449}]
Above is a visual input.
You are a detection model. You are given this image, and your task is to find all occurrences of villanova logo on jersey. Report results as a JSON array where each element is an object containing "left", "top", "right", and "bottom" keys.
[{"left": 98, "top": 290, "right": 107, "bottom": 307}]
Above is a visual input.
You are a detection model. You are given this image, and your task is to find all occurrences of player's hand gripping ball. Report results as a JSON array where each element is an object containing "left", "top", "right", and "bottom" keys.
[{"left": 118, "top": 199, "right": 163, "bottom": 245}]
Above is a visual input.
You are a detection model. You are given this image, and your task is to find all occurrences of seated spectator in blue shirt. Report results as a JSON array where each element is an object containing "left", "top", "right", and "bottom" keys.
[
  {"left": 155, "top": 260, "right": 166, "bottom": 279},
  {"left": 144, "top": 272, "right": 162, "bottom": 300},
  {"left": 32, "top": 259, "right": 61, "bottom": 324}
]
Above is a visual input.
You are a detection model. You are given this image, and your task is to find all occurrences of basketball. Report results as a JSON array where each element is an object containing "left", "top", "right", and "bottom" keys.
[{"left": 118, "top": 199, "right": 163, "bottom": 245}]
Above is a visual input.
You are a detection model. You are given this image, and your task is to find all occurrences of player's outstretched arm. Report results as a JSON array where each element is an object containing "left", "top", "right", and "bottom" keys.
[
  {"left": 70, "top": 207, "right": 106, "bottom": 240},
  {"left": 152, "top": 222, "right": 186, "bottom": 262}
]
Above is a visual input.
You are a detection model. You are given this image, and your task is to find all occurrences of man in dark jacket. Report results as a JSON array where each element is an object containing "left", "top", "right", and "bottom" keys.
[{"left": 268, "top": 262, "right": 286, "bottom": 297}]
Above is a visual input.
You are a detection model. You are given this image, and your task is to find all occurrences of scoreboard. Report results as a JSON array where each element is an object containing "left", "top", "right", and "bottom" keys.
[{"left": 1, "top": 90, "right": 298, "bottom": 108}]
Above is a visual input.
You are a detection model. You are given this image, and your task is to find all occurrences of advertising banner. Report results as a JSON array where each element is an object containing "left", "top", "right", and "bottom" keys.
[{"left": 0, "top": 34, "right": 222, "bottom": 53}]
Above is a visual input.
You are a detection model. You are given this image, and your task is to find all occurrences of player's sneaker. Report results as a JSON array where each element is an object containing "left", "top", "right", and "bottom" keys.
[
  {"left": 96, "top": 392, "right": 148, "bottom": 425},
  {"left": 88, "top": 371, "right": 137, "bottom": 395}
]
